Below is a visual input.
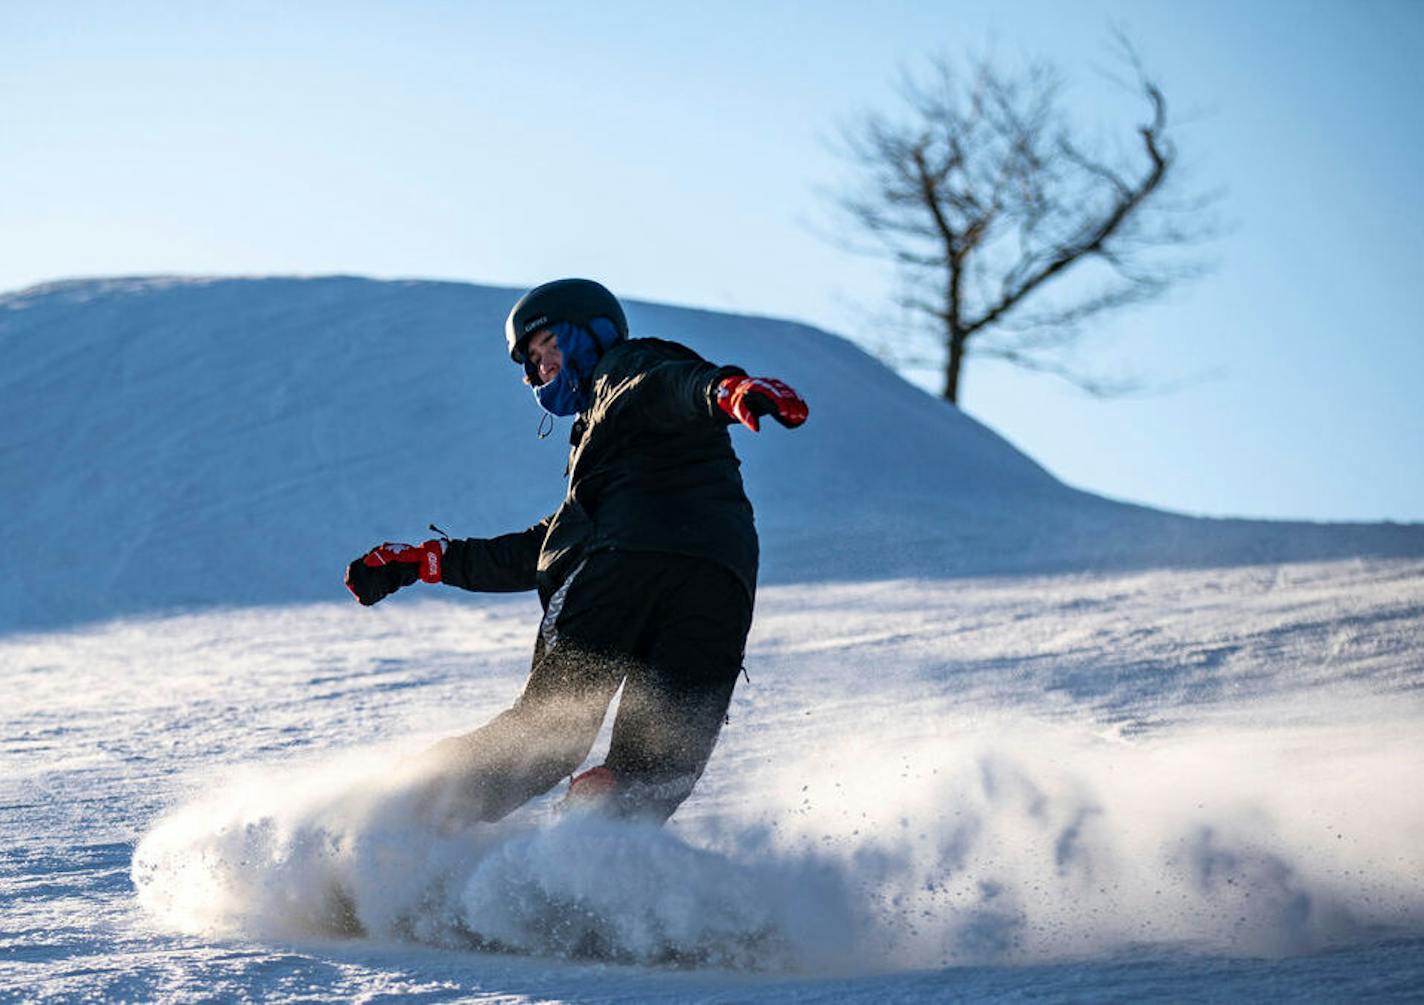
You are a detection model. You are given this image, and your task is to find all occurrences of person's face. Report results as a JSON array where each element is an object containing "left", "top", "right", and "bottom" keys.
[{"left": 525, "top": 329, "right": 562, "bottom": 385}]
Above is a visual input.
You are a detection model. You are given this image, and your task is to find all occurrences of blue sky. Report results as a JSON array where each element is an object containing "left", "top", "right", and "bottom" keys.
[{"left": 4, "top": 1, "right": 1421, "bottom": 522}]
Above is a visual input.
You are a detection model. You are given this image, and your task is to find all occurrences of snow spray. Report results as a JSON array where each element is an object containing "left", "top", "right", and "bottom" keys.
[{"left": 132, "top": 708, "right": 1424, "bottom": 973}]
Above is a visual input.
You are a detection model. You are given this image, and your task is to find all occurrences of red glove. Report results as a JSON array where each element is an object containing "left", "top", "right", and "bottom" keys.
[
  {"left": 715, "top": 376, "right": 809, "bottom": 432},
  {"left": 345, "top": 539, "right": 443, "bottom": 606}
]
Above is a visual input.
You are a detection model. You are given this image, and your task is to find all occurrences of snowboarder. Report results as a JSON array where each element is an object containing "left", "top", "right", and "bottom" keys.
[{"left": 345, "top": 278, "right": 808, "bottom": 825}]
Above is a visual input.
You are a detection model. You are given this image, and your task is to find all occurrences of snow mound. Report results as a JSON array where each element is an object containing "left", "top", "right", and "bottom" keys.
[{"left": 4, "top": 274, "right": 1421, "bottom": 633}]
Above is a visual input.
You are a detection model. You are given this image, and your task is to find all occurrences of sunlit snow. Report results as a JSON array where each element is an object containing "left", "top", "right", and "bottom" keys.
[{"left": 3, "top": 277, "right": 1422, "bottom": 1000}]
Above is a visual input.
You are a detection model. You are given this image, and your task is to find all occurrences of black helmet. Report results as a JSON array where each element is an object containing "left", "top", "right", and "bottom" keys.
[{"left": 505, "top": 278, "right": 629, "bottom": 364}]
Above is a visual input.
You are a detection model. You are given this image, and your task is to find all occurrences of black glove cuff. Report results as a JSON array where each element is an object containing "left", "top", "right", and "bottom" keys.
[{"left": 706, "top": 365, "right": 747, "bottom": 421}]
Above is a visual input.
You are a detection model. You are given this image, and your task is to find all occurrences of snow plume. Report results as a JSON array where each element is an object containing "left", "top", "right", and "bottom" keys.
[
  {"left": 132, "top": 710, "right": 1424, "bottom": 974},
  {"left": 130, "top": 744, "right": 857, "bottom": 972},
  {"left": 452, "top": 814, "right": 854, "bottom": 970},
  {"left": 130, "top": 746, "right": 504, "bottom": 945},
  {"left": 721, "top": 709, "right": 1424, "bottom": 968}
]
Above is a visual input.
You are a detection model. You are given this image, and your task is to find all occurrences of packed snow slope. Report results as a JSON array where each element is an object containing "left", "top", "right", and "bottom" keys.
[
  {"left": 5, "top": 561, "right": 1424, "bottom": 999},
  {"left": 3, "top": 275, "right": 1424, "bottom": 1000},
  {"left": 2, "top": 274, "right": 1420, "bottom": 632}
]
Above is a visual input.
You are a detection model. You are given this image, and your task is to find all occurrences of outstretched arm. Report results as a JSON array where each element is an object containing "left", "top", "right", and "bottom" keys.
[
  {"left": 602, "top": 356, "right": 808, "bottom": 433},
  {"left": 345, "top": 516, "right": 550, "bottom": 605},
  {"left": 441, "top": 516, "right": 550, "bottom": 593},
  {"left": 601, "top": 358, "right": 745, "bottom": 428}
]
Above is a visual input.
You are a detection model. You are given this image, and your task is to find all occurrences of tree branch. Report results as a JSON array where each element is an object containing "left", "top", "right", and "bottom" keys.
[
  {"left": 963, "top": 82, "right": 1172, "bottom": 339},
  {"left": 823, "top": 38, "right": 1217, "bottom": 403}
]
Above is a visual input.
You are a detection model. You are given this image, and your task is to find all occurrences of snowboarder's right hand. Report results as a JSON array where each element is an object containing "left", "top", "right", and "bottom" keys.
[{"left": 345, "top": 540, "right": 444, "bottom": 606}]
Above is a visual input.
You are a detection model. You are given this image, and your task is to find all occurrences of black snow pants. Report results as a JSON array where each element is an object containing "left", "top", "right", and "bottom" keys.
[{"left": 421, "top": 550, "right": 753, "bottom": 825}]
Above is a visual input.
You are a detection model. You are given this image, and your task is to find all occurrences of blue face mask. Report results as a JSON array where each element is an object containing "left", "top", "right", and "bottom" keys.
[
  {"left": 533, "top": 364, "right": 584, "bottom": 417},
  {"left": 532, "top": 318, "right": 624, "bottom": 417}
]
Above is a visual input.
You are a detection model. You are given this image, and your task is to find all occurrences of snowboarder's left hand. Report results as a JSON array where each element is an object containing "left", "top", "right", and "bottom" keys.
[
  {"left": 715, "top": 375, "right": 809, "bottom": 432},
  {"left": 344, "top": 540, "right": 443, "bottom": 605}
]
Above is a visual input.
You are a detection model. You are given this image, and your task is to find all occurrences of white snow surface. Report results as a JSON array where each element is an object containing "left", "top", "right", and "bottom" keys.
[{"left": 3, "top": 276, "right": 1424, "bottom": 1001}]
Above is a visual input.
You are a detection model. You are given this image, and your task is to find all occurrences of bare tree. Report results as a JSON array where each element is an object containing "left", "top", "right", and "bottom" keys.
[{"left": 833, "top": 41, "right": 1215, "bottom": 404}]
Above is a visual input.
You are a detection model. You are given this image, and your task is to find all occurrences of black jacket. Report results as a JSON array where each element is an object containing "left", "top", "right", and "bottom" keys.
[{"left": 442, "top": 338, "right": 758, "bottom": 604}]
